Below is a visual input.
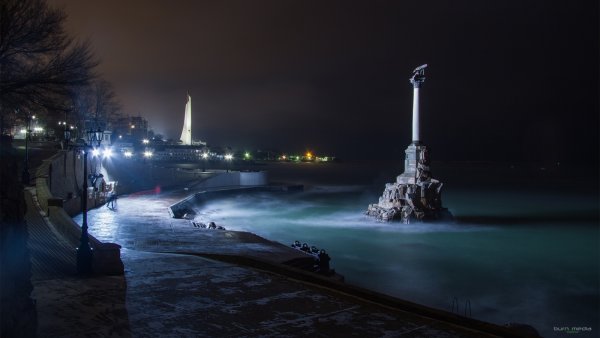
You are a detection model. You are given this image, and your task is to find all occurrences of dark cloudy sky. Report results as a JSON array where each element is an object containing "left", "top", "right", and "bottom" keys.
[{"left": 50, "top": 0, "right": 598, "bottom": 162}]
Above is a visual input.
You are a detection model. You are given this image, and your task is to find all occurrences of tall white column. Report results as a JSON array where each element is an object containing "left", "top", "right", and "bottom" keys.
[
  {"left": 409, "top": 64, "right": 426, "bottom": 144},
  {"left": 412, "top": 87, "right": 420, "bottom": 143}
]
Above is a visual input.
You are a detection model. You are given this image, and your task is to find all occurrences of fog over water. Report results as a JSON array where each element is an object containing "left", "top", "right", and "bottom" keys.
[{"left": 192, "top": 162, "right": 599, "bottom": 337}]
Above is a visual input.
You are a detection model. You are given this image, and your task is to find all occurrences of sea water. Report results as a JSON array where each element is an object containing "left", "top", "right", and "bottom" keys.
[{"left": 192, "top": 162, "right": 599, "bottom": 337}]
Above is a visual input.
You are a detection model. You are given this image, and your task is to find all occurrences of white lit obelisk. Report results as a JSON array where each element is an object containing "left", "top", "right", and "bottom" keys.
[{"left": 180, "top": 93, "right": 192, "bottom": 145}]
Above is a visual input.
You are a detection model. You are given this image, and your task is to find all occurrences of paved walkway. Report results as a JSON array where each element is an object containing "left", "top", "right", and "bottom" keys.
[
  {"left": 25, "top": 187, "right": 131, "bottom": 337},
  {"left": 76, "top": 187, "right": 316, "bottom": 264},
  {"left": 26, "top": 185, "right": 512, "bottom": 337},
  {"left": 120, "top": 249, "right": 484, "bottom": 337}
]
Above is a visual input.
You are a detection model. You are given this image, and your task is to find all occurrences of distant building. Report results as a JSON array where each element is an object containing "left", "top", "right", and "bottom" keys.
[
  {"left": 152, "top": 146, "right": 208, "bottom": 162},
  {"left": 111, "top": 115, "right": 149, "bottom": 142}
]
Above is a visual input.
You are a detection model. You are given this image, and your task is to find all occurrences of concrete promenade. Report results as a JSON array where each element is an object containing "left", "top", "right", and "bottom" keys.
[{"left": 26, "top": 170, "right": 526, "bottom": 336}]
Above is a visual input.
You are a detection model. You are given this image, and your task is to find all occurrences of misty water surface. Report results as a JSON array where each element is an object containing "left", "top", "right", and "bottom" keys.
[{"left": 191, "top": 162, "right": 598, "bottom": 337}]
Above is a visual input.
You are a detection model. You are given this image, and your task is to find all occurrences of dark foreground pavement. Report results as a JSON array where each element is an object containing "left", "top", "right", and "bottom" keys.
[
  {"left": 26, "top": 183, "right": 518, "bottom": 337},
  {"left": 32, "top": 247, "right": 486, "bottom": 337}
]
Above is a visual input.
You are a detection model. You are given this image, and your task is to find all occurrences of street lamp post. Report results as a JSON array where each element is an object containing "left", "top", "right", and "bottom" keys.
[
  {"left": 21, "top": 114, "right": 35, "bottom": 184},
  {"left": 59, "top": 121, "right": 68, "bottom": 149},
  {"left": 78, "top": 141, "right": 93, "bottom": 274},
  {"left": 63, "top": 125, "right": 70, "bottom": 149},
  {"left": 69, "top": 126, "right": 103, "bottom": 274},
  {"left": 225, "top": 153, "right": 233, "bottom": 172},
  {"left": 201, "top": 152, "right": 208, "bottom": 172}
]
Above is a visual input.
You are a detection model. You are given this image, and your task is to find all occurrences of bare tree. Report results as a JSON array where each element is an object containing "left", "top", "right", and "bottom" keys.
[
  {"left": 1, "top": 1, "right": 98, "bottom": 335},
  {"left": 70, "top": 79, "right": 121, "bottom": 132},
  {"left": 0, "top": 0, "right": 97, "bottom": 122}
]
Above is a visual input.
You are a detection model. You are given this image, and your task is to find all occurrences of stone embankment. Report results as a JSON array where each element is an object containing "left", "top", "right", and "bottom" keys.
[
  {"left": 35, "top": 150, "right": 123, "bottom": 275},
  {"left": 102, "top": 155, "right": 272, "bottom": 195},
  {"left": 168, "top": 183, "right": 298, "bottom": 219},
  {"left": 29, "top": 149, "right": 539, "bottom": 337},
  {"left": 35, "top": 149, "right": 272, "bottom": 275}
]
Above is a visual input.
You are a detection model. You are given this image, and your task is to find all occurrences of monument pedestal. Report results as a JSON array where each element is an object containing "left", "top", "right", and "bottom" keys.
[{"left": 366, "top": 143, "right": 450, "bottom": 223}]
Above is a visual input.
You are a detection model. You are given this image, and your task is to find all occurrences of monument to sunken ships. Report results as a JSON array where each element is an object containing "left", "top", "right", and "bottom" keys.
[{"left": 366, "top": 64, "right": 450, "bottom": 223}]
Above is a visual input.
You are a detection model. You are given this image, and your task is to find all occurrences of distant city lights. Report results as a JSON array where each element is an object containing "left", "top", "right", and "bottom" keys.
[
  {"left": 83, "top": 143, "right": 335, "bottom": 163},
  {"left": 277, "top": 152, "right": 333, "bottom": 162}
]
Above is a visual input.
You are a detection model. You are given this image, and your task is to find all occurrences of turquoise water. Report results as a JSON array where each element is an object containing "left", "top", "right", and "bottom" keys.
[{"left": 193, "top": 181, "right": 599, "bottom": 337}]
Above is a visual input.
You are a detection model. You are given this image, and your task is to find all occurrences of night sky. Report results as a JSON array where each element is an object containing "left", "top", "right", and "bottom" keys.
[{"left": 50, "top": 0, "right": 598, "bottom": 163}]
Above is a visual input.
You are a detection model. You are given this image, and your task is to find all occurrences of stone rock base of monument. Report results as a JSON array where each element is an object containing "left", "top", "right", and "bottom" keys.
[
  {"left": 365, "top": 143, "right": 451, "bottom": 223},
  {"left": 366, "top": 200, "right": 452, "bottom": 223},
  {"left": 365, "top": 181, "right": 451, "bottom": 223}
]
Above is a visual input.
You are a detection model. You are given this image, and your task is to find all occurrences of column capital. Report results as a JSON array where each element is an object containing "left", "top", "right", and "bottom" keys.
[{"left": 410, "top": 77, "right": 425, "bottom": 88}]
